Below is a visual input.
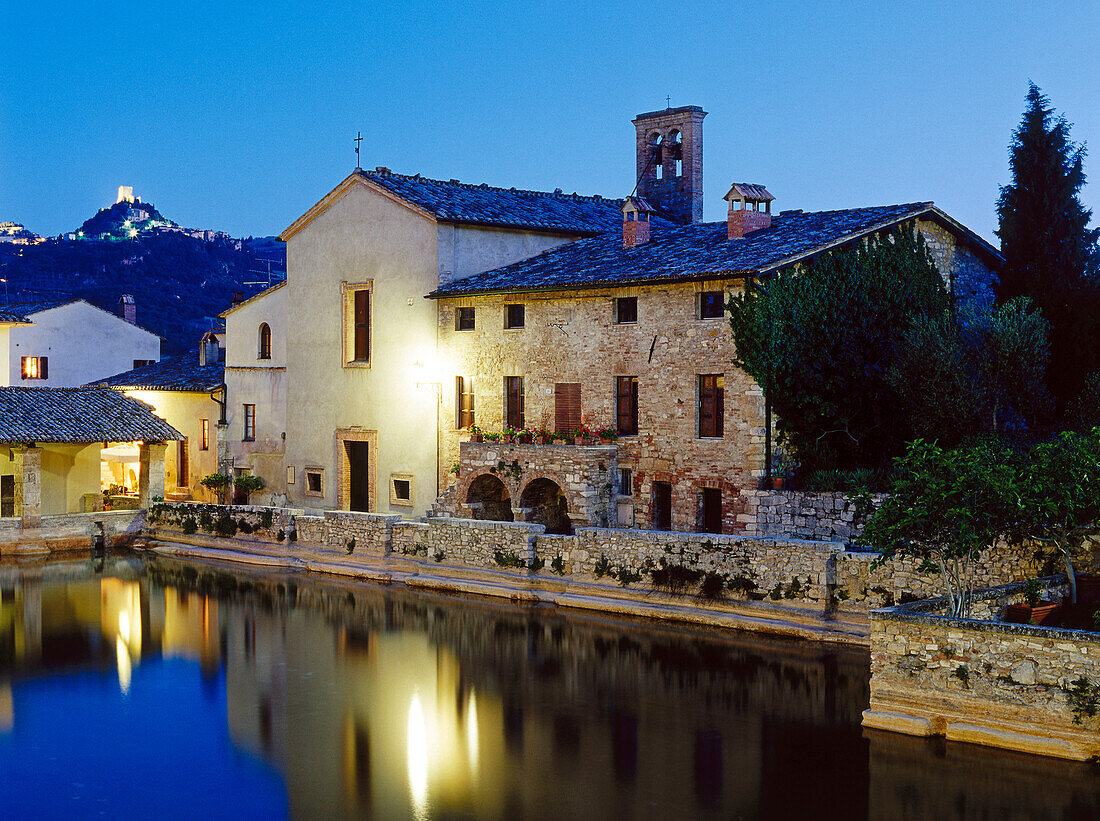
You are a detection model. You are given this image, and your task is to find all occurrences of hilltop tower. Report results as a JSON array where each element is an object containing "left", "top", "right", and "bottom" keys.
[
  {"left": 632, "top": 105, "right": 706, "bottom": 225},
  {"left": 117, "top": 185, "right": 136, "bottom": 204}
]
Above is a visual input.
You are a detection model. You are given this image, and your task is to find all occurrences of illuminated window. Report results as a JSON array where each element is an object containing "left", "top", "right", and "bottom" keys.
[
  {"left": 390, "top": 474, "right": 413, "bottom": 507},
  {"left": 20, "top": 356, "right": 47, "bottom": 380},
  {"left": 504, "top": 304, "right": 525, "bottom": 329},
  {"left": 456, "top": 376, "right": 475, "bottom": 430},
  {"left": 243, "top": 404, "right": 256, "bottom": 441},
  {"left": 258, "top": 323, "right": 271, "bottom": 359},
  {"left": 200, "top": 419, "right": 209, "bottom": 451},
  {"left": 456, "top": 307, "right": 475, "bottom": 331},
  {"left": 304, "top": 468, "right": 324, "bottom": 496}
]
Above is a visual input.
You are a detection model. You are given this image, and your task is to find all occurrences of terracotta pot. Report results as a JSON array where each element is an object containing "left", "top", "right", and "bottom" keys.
[
  {"left": 1005, "top": 602, "right": 1063, "bottom": 626},
  {"left": 469, "top": 433, "right": 482, "bottom": 443},
  {"left": 534, "top": 436, "right": 548, "bottom": 445},
  {"left": 770, "top": 476, "right": 785, "bottom": 490},
  {"left": 599, "top": 435, "right": 615, "bottom": 444},
  {"left": 574, "top": 436, "right": 587, "bottom": 445}
]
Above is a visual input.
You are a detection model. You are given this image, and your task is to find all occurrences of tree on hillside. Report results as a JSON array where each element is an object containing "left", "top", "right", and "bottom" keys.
[
  {"left": 996, "top": 83, "right": 1100, "bottom": 412},
  {"left": 888, "top": 297, "right": 1051, "bottom": 446},
  {"left": 728, "top": 225, "right": 947, "bottom": 472}
]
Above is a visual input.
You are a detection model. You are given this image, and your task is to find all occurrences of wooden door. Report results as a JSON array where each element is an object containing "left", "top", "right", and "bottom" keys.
[{"left": 652, "top": 481, "right": 672, "bottom": 531}]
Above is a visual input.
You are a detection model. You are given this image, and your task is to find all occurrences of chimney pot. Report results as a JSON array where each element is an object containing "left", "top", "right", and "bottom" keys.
[
  {"left": 119, "top": 293, "right": 136, "bottom": 324},
  {"left": 621, "top": 197, "right": 654, "bottom": 248},
  {"left": 723, "top": 183, "right": 775, "bottom": 238}
]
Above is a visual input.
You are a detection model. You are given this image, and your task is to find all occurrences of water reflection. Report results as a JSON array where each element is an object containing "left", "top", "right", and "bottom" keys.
[{"left": 1, "top": 554, "right": 1099, "bottom": 820}]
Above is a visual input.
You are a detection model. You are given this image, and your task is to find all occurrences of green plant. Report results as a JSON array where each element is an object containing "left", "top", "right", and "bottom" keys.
[
  {"left": 181, "top": 516, "right": 197, "bottom": 535},
  {"left": 728, "top": 574, "right": 758, "bottom": 598},
  {"left": 784, "top": 577, "right": 804, "bottom": 599},
  {"left": 550, "top": 555, "right": 566, "bottom": 575},
  {"left": 213, "top": 513, "right": 237, "bottom": 537},
  {"left": 234, "top": 474, "right": 265, "bottom": 502},
  {"left": 594, "top": 424, "right": 618, "bottom": 441},
  {"left": 700, "top": 571, "right": 725, "bottom": 600},
  {"left": 450, "top": 461, "right": 460, "bottom": 476},
  {"left": 199, "top": 511, "right": 214, "bottom": 532},
  {"left": 493, "top": 550, "right": 526, "bottom": 569},
  {"left": 346, "top": 537, "right": 356, "bottom": 555},
  {"left": 1023, "top": 579, "right": 1043, "bottom": 606},
  {"left": 833, "top": 588, "right": 851, "bottom": 603},
  {"left": 1066, "top": 677, "right": 1100, "bottom": 725},
  {"left": 200, "top": 473, "right": 231, "bottom": 503},
  {"left": 432, "top": 548, "right": 445, "bottom": 563},
  {"left": 237, "top": 519, "right": 253, "bottom": 534},
  {"left": 613, "top": 567, "right": 642, "bottom": 587},
  {"left": 276, "top": 529, "right": 285, "bottom": 542},
  {"left": 593, "top": 555, "right": 611, "bottom": 578},
  {"left": 530, "top": 556, "right": 545, "bottom": 572},
  {"left": 769, "top": 584, "right": 783, "bottom": 601},
  {"left": 260, "top": 509, "right": 274, "bottom": 529},
  {"left": 952, "top": 665, "right": 971, "bottom": 685},
  {"left": 1092, "top": 610, "right": 1100, "bottom": 632},
  {"left": 288, "top": 529, "right": 297, "bottom": 542}
]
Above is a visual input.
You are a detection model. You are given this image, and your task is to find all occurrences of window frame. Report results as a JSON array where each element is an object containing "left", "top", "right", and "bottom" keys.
[
  {"left": 20, "top": 356, "right": 47, "bottom": 380},
  {"left": 303, "top": 467, "right": 324, "bottom": 497},
  {"left": 390, "top": 473, "right": 414, "bottom": 507},
  {"left": 504, "top": 303, "right": 525, "bottom": 330},
  {"left": 698, "top": 291, "right": 725, "bottom": 320},
  {"left": 455, "top": 307, "right": 475, "bottom": 331},
  {"left": 619, "top": 467, "right": 633, "bottom": 497},
  {"left": 613, "top": 296, "right": 638, "bottom": 325},
  {"left": 341, "top": 281, "right": 374, "bottom": 367},
  {"left": 505, "top": 376, "right": 525, "bottom": 429},
  {"left": 243, "top": 403, "right": 256, "bottom": 442},
  {"left": 258, "top": 323, "right": 272, "bottom": 360},
  {"left": 697, "top": 374, "right": 725, "bottom": 438},
  {"left": 200, "top": 418, "right": 209, "bottom": 451},
  {"left": 616, "top": 375, "right": 639, "bottom": 436},
  {"left": 456, "top": 375, "right": 475, "bottom": 430}
]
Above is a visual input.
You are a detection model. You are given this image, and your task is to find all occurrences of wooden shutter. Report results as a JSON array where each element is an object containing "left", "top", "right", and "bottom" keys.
[
  {"left": 354, "top": 290, "right": 369, "bottom": 361},
  {"left": 554, "top": 383, "right": 581, "bottom": 433},
  {"left": 506, "top": 377, "right": 525, "bottom": 429},
  {"left": 178, "top": 439, "right": 189, "bottom": 486},
  {"left": 698, "top": 375, "right": 724, "bottom": 437},
  {"left": 616, "top": 377, "right": 638, "bottom": 435},
  {"left": 456, "top": 376, "right": 475, "bottom": 429},
  {"left": 40, "top": 357, "right": 47, "bottom": 380}
]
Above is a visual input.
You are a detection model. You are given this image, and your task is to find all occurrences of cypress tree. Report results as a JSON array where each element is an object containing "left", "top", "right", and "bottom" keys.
[{"left": 996, "top": 83, "right": 1100, "bottom": 411}]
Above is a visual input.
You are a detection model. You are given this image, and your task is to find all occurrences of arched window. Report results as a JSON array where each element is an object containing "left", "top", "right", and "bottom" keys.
[{"left": 258, "top": 323, "right": 271, "bottom": 360}]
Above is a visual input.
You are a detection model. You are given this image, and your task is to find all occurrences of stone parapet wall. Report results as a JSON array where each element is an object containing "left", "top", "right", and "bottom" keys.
[
  {"left": 865, "top": 579, "right": 1100, "bottom": 760},
  {"left": 314, "top": 510, "right": 402, "bottom": 556},
  {"left": 392, "top": 518, "right": 540, "bottom": 568},
  {"left": 737, "top": 490, "right": 885, "bottom": 541}
]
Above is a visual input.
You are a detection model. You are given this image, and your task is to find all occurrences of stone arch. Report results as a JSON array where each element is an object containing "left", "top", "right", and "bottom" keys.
[
  {"left": 465, "top": 473, "right": 513, "bottom": 522},
  {"left": 258, "top": 323, "right": 271, "bottom": 359},
  {"left": 519, "top": 477, "right": 572, "bottom": 535}
]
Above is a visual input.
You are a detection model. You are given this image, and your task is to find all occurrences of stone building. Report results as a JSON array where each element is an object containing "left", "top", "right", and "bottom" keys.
[{"left": 211, "top": 104, "right": 999, "bottom": 533}]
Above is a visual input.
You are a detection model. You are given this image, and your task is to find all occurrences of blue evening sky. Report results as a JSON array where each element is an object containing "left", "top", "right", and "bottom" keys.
[{"left": 2, "top": 0, "right": 1098, "bottom": 244}]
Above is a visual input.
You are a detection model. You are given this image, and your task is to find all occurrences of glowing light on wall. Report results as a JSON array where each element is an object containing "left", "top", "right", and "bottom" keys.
[{"left": 407, "top": 692, "right": 429, "bottom": 819}]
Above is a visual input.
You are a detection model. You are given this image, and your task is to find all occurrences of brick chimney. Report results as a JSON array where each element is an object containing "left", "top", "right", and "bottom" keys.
[
  {"left": 724, "top": 183, "right": 774, "bottom": 238},
  {"left": 199, "top": 331, "right": 223, "bottom": 366},
  {"left": 119, "top": 293, "right": 136, "bottom": 324},
  {"left": 621, "top": 196, "right": 654, "bottom": 248}
]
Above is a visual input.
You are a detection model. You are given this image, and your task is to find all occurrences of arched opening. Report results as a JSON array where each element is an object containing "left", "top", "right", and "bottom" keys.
[
  {"left": 520, "top": 478, "right": 572, "bottom": 535},
  {"left": 258, "top": 323, "right": 271, "bottom": 360},
  {"left": 668, "top": 130, "right": 683, "bottom": 177},
  {"left": 465, "top": 474, "right": 513, "bottom": 522},
  {"left": 649, "top": 132, "right": 664, "bottom": 180}
]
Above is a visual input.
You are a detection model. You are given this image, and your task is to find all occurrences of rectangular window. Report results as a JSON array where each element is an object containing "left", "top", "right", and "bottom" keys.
[
  {"left": 20, "top": 356, "right": 47, "bottom": 380},
  {"left": 614, "top": 296, "right": 637, "bottom": 324},
  {"left": 505, "top": 304, "right": 525, "bottom": 329},
  {"left": 505, "top": 376, "right": 525, "bottom": 429},
  {"left": 698, "top": 374, "right": 724, "bottom": 438},
  {"left": 619, "top": 468, "right": 633, "bottom": 496},
  {"left": 243, "top": 404, "right": 256, "bottom": 441},
  {"left": 133, "top": 359, "right": 154, "bottom": 369},
  {"left": 554, "top": 383, "right": 581, "bottom": 433},
  {"left": 616, "top": 376, "right": 638, "bottom": 435},
  {"left": 200, "top": 419, "right": 209, "bottom": 451},
  {"left": 286, "top": 466, "right": 296, "bottom": 485},
  {"left": 456, "top": 376, "right": 475, "bottom": 430},
  {"left": 699, "top": 291, "right": 725, "bottom": 319},
  {"left": 456, "top": 307, "right": 475, "bottom": 331},
  {"left": 354, "top": 289, "right": 370, "bottom": 361},
  {"left": 390, "top": 474, "right": 413, "bottom": 507},
  {"left": 304, "top": 468, "right": 324, "bottom": 496}
]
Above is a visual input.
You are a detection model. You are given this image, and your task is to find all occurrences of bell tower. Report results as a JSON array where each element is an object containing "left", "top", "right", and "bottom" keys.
[{"left": 632, "top": 105, "right": 706, "bottom": 225}]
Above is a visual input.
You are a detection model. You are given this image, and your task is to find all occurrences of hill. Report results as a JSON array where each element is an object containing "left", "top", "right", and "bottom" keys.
[{"left": 0, "top": 198, "right": 284, "bottom": 354}]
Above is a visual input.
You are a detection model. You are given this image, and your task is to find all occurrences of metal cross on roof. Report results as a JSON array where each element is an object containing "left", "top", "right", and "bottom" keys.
[{"left": 354, "top": 132, "right": 362, "bottom": 169}]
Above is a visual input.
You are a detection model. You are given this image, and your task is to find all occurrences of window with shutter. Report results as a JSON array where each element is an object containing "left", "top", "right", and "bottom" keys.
[
  {"left": 616, "top": 376, "right": 638, "bottom": 435},
  {"left": 456, "top": 376, "right": 475, "bottom": 429},
  {"left": 698, "top": 374, "right": 724, "bottom": 437},
  {"left": 505, "top": 377, "right": 525, "bottom": 429},
  {"left": 554, "top": 383, "right": 581, "bottom": 433}
]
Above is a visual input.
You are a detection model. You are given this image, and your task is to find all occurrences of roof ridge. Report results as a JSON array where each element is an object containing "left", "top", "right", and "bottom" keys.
[{"left": 360, "top": 168, "right": 620, "bottom": 204}]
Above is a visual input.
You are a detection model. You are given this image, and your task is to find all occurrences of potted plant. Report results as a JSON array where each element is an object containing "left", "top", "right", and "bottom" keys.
[
  {"left": 572, "top": 424, "right": 592, "bottom": 445},
  {"left": 595, "top": 424, "right": 618, "bottom": 443},
  {"left": 468, "top": 425, "right": 483, "bottom": 443},
  {"left": 1005, "top": 579, "right": 1063, "bottom": 626},
  {"left": 516, "top": 427, "right": 534, "bottom": 444},
  {"left": 234, "top": 474, "right": 266, "bottom": 505},
  {"left": 533, "top": 427, "right": 551, "bottom": 445},
  {"left": 200, "top": 472, "right": 232, "bottom": 505},
  {"left": 769, "top": 450, "right": 796, "bottom": 490}
]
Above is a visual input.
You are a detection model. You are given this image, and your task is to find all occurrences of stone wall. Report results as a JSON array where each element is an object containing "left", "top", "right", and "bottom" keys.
[
  {"left": 739, "top": 490, "right": 883, "bottom": 541},
  {"left": 392, "top": 518, "right": 540, "bottom": 569},
  {"left": 864, "top": 578, "right": 1100, "bottom": 761},
  {"left": 438, "top": 441, "right": 616, "bottom": 529}
]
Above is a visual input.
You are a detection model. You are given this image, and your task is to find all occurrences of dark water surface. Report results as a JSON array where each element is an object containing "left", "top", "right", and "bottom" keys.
[{"left": 1, "top": 553, "right": 1098, "bottom": 820}]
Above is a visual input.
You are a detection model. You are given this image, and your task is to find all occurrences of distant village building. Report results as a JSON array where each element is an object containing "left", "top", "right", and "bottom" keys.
[{"left": 0, "top": 299, "right": 160, "bottom": 388}]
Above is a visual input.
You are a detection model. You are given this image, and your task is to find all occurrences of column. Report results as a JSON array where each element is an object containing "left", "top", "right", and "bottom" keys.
[
  {"left": 13, "top": 445, "right": 42, "bottom": 529},
  {"left": 139, "top": 442, "right": 167, "bottom": 508}
]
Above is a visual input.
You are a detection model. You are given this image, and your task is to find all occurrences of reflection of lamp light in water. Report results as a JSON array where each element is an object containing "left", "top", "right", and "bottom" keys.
[
  {"left": 0, "top": 682, "right": 12, "bottom": 733},
  {"left": 466, "top": 689, "right": 478, "bottom": 775},
  {"left": 116, "top": 636, "right": 132, "bottom": 694},
  {"left": 407, "top": 693, "right": 429, "bottom": 819}
]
